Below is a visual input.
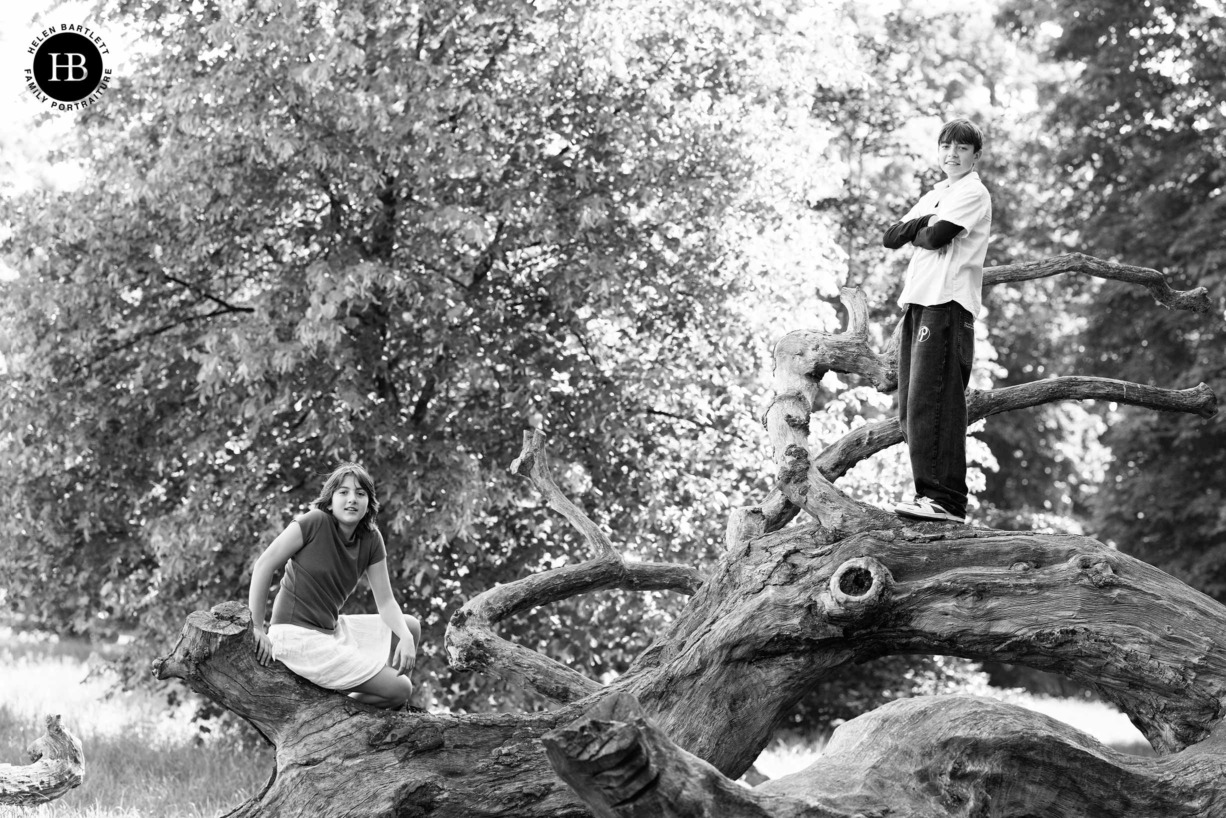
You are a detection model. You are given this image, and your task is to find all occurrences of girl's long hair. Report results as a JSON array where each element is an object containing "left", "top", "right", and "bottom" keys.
[{"left": 311, "top": 462, "right": 380, "bottom": 534}]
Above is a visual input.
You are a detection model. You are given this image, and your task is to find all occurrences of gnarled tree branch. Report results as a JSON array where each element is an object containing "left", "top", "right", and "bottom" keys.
[
  {"left": 817, "top": 377, "right": 1217, "bottom": 484},
  {"left": 759, "top": 695, "right": 1226, "bottom": 816},
  {"left": 621, "top": 524, "right": 1226, "bottom": 778},
  {"left": 984, "top": 252, "right": 1213, "bottom": 313},
  {"left": 548, "top": 690, "right": 1226, "bottom": 817},
  {"left": 447, "top": 430, "right": 703, "bottom": 703},
  {"left": 543, "top": 692, "right": 836, "bottom": 818},
  {"left": 0, "top": 715, "right": 84, "bottom": 806},
  {"left": 767, "top": 253, "right": 1211, "bottom": 408},
  {"left": 752, "top": 374, "right": 1216, "bottom": 537}
]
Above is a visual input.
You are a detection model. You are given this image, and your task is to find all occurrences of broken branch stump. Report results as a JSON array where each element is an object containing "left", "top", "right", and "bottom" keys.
[{"left": 0, "top": 714, "right": 84, "bottom": 806}]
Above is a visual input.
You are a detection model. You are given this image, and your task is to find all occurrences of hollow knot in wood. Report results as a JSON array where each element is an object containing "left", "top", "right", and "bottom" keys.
[{"left": 826, "top": 557, "right": 893, "bottom": 621}]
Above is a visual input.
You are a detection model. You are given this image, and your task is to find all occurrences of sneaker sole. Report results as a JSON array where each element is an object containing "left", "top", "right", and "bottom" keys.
[{"left": 894, "top": 507, "right": 966, "bottom": 524}]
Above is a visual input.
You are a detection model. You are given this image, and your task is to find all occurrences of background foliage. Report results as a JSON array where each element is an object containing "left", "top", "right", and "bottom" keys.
[{"left": 1, "top": 0, "right": 1222, "bottom": 730}]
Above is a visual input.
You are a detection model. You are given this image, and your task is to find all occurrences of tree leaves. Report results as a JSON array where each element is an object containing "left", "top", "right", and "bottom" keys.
[
  {"left": 1000, "top": 0, "right": 1226, "bottom": 593},
  {"left": 0, "top": 0, "right": 810, "bottom": 708}
]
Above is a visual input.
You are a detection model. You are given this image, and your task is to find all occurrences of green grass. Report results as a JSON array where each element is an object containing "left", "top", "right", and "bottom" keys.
[{"left": 0, "top": 627, "right": 272, "bottom": 818}]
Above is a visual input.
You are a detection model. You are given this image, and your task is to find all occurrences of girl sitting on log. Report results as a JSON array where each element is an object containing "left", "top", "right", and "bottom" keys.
[{"left": 248, "top": 463, "right": 421, "bottom": 709}]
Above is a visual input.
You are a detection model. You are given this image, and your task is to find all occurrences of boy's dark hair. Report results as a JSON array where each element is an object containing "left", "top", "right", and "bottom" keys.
[{"left": 938, "top": 118, "right": 984, "bottom": 153}]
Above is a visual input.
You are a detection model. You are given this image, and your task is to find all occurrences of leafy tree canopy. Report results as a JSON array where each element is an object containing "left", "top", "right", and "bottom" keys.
[
  {"left": 0, "top": 0, "right": 856, "bottom": 710},
  {"left": 1000, "top": 0, "right": 1226, "bottom": 595},
  {"left": 5, "top": 0, "right": 1217, "bottom": 728}
]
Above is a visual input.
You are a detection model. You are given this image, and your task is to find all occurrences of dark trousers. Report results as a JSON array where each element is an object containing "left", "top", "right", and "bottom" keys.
[{"left": 897, "top": 301, "right": 975, "bottom": 516}]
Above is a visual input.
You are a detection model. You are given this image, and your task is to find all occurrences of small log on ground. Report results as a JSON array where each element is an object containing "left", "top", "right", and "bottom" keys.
[{"left": 0, "top": 714, "right": 84, "bottom": 806}]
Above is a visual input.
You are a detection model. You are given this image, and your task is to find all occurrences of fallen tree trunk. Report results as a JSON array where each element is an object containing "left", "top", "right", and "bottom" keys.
[
  {"left": 154, "top": 255, "right": 1225, "bottom": 816},
  {"left": 158, "top": 518, "right": 1226, "bottom": 816},
  {"left": 545, "top": 692, "right": 1226, "bottom": 818},
  {"left": 761, "top": 695, "right": 1226, "bottom": 817},
  {"left": 0, "top": 715, "right": 84, "bottom": 806},
  {"left": 153, "top": 602, "right": 589, "bottom": 818},
  {"left": 622, "top": 523, "right": 1226, "bottom": 773}
]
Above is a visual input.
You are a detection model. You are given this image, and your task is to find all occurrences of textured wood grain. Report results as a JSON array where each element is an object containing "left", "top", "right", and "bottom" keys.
[{"left": 0, "top": 715, "right": 84, "bottom": 806}]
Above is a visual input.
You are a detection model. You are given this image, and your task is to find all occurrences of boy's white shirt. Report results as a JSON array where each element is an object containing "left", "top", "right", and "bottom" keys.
[{"left": 896, "top": 171, "right": 992, "bottom": 319}]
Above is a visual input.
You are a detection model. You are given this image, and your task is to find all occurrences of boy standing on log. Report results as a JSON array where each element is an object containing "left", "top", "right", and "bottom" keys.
[{"left": 883, "top": 118, "right": 992, "bottom": 524}]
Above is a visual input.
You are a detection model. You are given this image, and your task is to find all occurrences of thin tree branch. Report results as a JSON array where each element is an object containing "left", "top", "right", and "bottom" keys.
[
  {"left": 984, "top": 252, "right": 1213, "bottom": 313},
  {"left": 445, "top": 431, "right": 703, "bottom": 703},
  {"left": 161, "top": 273, "right": 255, "bottom": 314},
  {"left": 447, "top": 558, "right": 702, "bottom": 704},
  {"left": 768, "top": 254, "right": 1214, "bottom": 409},
  {"left": 510, "top": 430, "right": 618, "bottom": 560},
  {"left": 747, "top": 377, "right": 1216, "bottom": 536},
  {"left": 84, "top": 307, "right": 246, "bottom": 371},
  {"left": 817, "top": 377, "right": 1217, "bottom": 483}
]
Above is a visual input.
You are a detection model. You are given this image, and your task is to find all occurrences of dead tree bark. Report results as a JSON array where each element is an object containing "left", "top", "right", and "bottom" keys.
[
  {"left": 0, "top": 715, "right": 84, "bottom": 806},
  {"left": 546, "top": 692, "right": 1226, "bottom": 817},
  {"left": 156, "top": 254, "right": 1226, "bottom": 817}
]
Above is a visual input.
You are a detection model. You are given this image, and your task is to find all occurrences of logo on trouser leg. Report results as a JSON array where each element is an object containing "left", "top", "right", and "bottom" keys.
[{"left": 917, "top": 327, "right": 931, "bottom": 343}]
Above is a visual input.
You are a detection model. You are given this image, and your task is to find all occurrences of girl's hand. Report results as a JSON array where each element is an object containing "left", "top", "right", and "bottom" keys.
[
  {"left": 393, "top": 638, "right": 416, "bottom": 677},
  {"left": 252, "top": 627, "right": 275, "bottom": 667}
]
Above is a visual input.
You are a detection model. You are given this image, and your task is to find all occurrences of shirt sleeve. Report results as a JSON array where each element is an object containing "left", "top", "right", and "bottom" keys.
[
  {"left": 913, "top": 220, "right": 964, "bottom": 250},
  {"left": 366, "top": 529, "right": 387, "bottom": 566},
  {"left": 899, "top": 189, "right": 941, "bottom": 222},
  {"left": 936, "top": 183, "right": 990, "bottom": 238},
  {"left": 294, "top": 508, "right": 326, "bottom": 543},
  {"left": 883, "top": 214, "right": 932, "bottom": 249}
]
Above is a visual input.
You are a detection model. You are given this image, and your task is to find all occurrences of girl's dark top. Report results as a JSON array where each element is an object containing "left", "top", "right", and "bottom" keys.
[{"left": 269, "top": 508, "right": 387, "bottom": 633}]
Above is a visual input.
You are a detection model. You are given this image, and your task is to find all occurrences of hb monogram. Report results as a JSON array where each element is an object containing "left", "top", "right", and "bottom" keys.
[{"left": 47, "top": 53, "right": 90, "bottom": 82}]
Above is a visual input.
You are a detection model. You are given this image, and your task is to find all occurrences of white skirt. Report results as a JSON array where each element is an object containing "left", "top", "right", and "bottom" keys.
[{"left": 268, "top": 614, "right": 391, "bottom": 691}]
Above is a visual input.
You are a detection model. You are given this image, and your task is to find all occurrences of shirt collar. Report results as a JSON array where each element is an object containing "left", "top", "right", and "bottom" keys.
[{"left": 936, "top": 171, "right": 980, "bottom": 191}]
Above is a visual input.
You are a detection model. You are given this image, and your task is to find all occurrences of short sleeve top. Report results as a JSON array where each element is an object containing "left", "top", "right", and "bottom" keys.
[{"left": 269, "top": 508, "right": 387, "bottom": 632}]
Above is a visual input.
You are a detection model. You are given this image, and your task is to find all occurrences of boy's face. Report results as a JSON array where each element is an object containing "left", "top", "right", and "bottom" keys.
[{"left": 938, "top": 140, "right": 980, "bottom": 181}]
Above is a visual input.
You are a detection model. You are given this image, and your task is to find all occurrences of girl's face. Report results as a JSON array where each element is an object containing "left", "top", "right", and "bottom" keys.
[{"left": 330, "top": 474, "right": 369, "bottom": 534}]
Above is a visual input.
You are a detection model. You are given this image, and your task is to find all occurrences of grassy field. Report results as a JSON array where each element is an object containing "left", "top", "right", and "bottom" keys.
[
  {"left": 1, "top": 626, "right": 1153, "bottom": 815},
  {"left": 0, "top": 627, "right": 271, "bottom": 818}
]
